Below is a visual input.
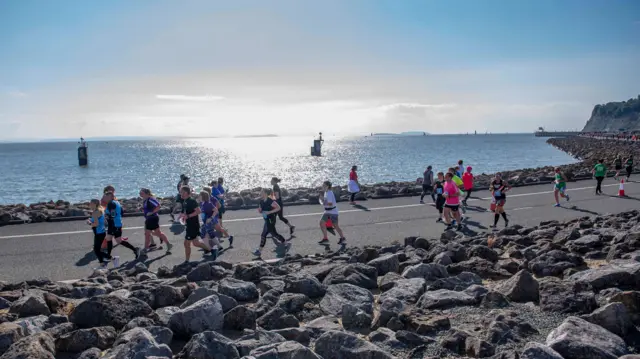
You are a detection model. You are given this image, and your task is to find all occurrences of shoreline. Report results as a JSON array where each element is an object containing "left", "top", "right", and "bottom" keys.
[{"left": 0, "top": 136, "right": 635, "bottom": 226}]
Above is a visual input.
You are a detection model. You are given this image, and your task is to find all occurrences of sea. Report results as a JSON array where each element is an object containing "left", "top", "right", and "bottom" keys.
[{"left": 0, "top": 134, "right": 578, "bottom": 205}]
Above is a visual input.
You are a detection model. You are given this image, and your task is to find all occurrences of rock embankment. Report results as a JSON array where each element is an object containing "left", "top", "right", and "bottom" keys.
[
  {"left": 3, "top": 210, "right": 640, "bottom": 358},
  {"left": 548, "top": 136, "right": 640, "bottom": 168}
]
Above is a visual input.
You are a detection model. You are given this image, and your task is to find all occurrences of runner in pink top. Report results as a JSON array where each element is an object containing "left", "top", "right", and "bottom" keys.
[{"left": 443, "top": 172, "right": 463, "bottom": 231}]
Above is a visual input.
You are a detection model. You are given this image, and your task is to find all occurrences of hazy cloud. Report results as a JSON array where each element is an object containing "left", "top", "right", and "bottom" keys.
[
  {"left": 155, "top": 94, "right": 225, "bottom": 102},
  {"left": 6, "top": 90, "right": 27, "bottom": 98}
]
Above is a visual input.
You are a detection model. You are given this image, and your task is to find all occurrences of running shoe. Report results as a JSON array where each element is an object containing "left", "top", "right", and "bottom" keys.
[
  {"left": 149, "top": 243, "right": 158, "bottom": 250},
  {"left": 165, "top": 242, "right": 173, "bottom": 254},
  {"left": 490, "top": 224, "right": 498, "bottom": 230},
  {"left": 112, "top": 256, "right": 120, "bottom": 268},
  {"left": 337, "top": 238, "right": 347, "bottom": 245},
  {"left": 504, "top": 220, "right": 509, "bottom": 228},
  {"left": 445, "top": 224, "right": 454, "bottom": 231},
  {"left": 318, "top": 238, "right": 329, "bottom": 244},
  {"left": 419, "top": 200, "right": 424, "bottom": 204},
  {"left": 100, "top": 262, "right": 109, "bottom": 269},
  {"left": 462, "top": 200, "right": 467, "bottom": 206},
  {"left": 565, "top": 195, "right": 570, "bottom": 202},
  {"left": 228, "top": 236, "right": 234, "bottom": 247},
  {"left": 553, "top": 203, "right": 561, "bottom": 207},
  {"left": 456, "top": 224, "right": 463, "bottom": 231},
  {"left": 210, "top": 248, "right": 218, "bottom": 260},
  {"left": 252, "top": 248, "right": 262, "bottom": 257},
  {"left": 436, "top": 218, "right": 443, "bottom": 223},
  {"left": 290, "top": 226, "right": 295, "bottom": 235}
]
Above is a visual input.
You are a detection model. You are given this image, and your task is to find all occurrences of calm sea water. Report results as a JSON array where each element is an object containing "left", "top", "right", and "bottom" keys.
[{"left": 0, "top": 134, "right": 578, "bottom": 205}]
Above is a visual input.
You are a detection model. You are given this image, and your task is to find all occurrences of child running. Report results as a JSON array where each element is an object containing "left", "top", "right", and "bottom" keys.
[
  {"left": 462, "top": 166, "right": 474, "bottom": 206},
  {"left": 348, "top": 166, "right": 360, "bottom": 205},
  {"left": 140, "top": 188, "right": 173, "bottom": 254},
  {"left": 434, "top": 172, "right": 446, "bottom": 223},
  {"left": 179, "top": 186, "right": 212, "bottom": 262},
  {"left": 443, "top": 173, "right": 463, "bottom": 231},
  {"left": 272, "top": 177, "right": 295, "bottom": 235},
  {"left": 319, "top": 181, "right": 346, "bottom": 245},
  {"left": 99, "top": 185, "right": 138, "bottom": 252},
  {"left": 103, "top": 192, "right": 141, "bottom": 260},
  {"left": 254, "top": 188, "right": 288, "bottom": 257},
  {"left": 87, "top": 199, "right": 112, "bottom": 269},
  {"left": 489, "top": 172, "right": 511, "bottom": 229},
  {"left": 553, "top": 167, "right": 571, "bottom": 207}
]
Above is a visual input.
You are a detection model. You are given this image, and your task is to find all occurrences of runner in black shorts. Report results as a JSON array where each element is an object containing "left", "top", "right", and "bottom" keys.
[
  {"left": 490, "top": 172, "right": 511, "bottom": 229},
  {"left": 179, "top": 186, "right": 212, "bottom": 262},
  {"left": 614, "top": 155, "right": 623, "bottom": 180},
  {"left": 626, "top": 155, "right": 634, "bottom": 180},
  {"left": 434, "top": 172, "right": 445, "bottom": 223},
  {"left": 271, "top": 177, "right": 295, "bottom": 235},
  {"left": 140, "top": 188, "right": 173, "bottom": 254}
]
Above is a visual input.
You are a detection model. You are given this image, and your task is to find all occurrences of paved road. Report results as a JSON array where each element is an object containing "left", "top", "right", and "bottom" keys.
[{"left": 1, "top": 178, "right": 639, "bottom": 282}]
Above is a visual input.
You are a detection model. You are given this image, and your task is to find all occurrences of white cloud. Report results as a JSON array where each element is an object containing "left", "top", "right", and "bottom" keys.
[
  {"left": 6, "top": 90, "right": 27, "bottom": 98},
  {"left": 155, "top": 94, "right": 225, "bottom": 102}
]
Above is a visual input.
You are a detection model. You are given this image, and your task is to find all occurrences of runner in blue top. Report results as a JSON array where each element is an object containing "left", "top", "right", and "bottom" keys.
[
  {"left": 103, "top": 191, "right": 141, "bottom": 260},
  {"left": 203, "top": 186, "right": 234, "bottom": 247},
  {"left": 209, "top": 179, "right": 226, "bottom": 227},
  {"left": 217, "top": 177, "right": 226, "bottom": 220},
  {"left": 140, "top": 188, "right": 173, "bottom": 254},
  {"left": 88, "top": 199, "right": 111, "bottom": 268}
]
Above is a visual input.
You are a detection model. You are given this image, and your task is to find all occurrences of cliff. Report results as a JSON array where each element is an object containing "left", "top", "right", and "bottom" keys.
[{"left": 582, "top": 95, "right": 640, "bottom": 132}]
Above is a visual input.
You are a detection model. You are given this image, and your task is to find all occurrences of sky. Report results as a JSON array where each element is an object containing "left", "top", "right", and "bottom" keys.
[{"left": 1, "top": 0, "right": 639, "bottom": 140}]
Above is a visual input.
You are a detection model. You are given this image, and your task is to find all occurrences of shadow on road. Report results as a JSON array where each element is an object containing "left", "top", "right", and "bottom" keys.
[
  {"left": 463, "top": 218, "right": 489, "bottom": 230},
  {"left": 352, "top": 204, "right": 371, "bottom": 212},
  {"left": 75, "top": 251, "right": 97, "bottom": 267},
  {"left": 604, "top": 194, "right": 640, "bottom": 202},
  {"left": 565, "top": 205, "right": 600, "bottom": 216}
]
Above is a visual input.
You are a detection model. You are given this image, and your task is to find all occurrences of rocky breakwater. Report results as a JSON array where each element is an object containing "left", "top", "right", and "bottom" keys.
[
  {"left": 4, "top": 211, "right": 640, "bottom": 358},
  {"left": 548, "top": 136, "right": 640, "bottom": 170}
]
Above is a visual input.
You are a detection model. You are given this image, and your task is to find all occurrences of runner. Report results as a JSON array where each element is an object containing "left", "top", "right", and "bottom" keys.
[
  {"left": 271, "top": 177, "right": 295, "bottom": 235},
  {"left": 462, "top": 166, "right": 474, "bottom": 206},
  {"left": 626, "top": 155, "right": 634, "bottom": 180},
  {"left": 448, "top": 168, "right": 466, "bottom": 216},
  {"left": 139, "top": 188, "right": 173, "bottom": 254},
  {"left": 553, "top": 167, "right": 571, "bottom": 207},
  {"left": 489, "top": 172, "right": 511, "bottom": 229},
  {"left": 198, "top": 190, "right": 221, "bottom": 259},
  {"left": 443, "top": 173, "right": 463, "bottom": 231},
  {"left": 179, "top": 186, "right": 212, "bottom": 262},
  {"left": 203, "top": 185, "right": 234, "bottom": 245},
  {"left": 420, "top": 166, "right": 435, "bottom": 204},
  {"left": 348, "top": 166, "right": 360, "bottom": 205},
  {"left": 318, "top": 181, "right": 347, "bottom": 245},
  {"left": 209, "top": 179, "right": 225, "bottom": 228},
  {"left": 216, "top": 177, "right": 227, "bottom": 227},
  {"left": 103, "top": 192, "right": 141, "bottom": 260},
  {"left": 253, "top": 188, "right": 288, "bottom": 258},
  {"left": 87, "top": 199, "right": 112, "bottom": 269},
  {"left": 171, "top": 174, "right": 190, "bottom": 221},
  {"left": 592, "top": 159, "right": 606, "bottom": 195},
  {"left": 614, "top": 155, "right": 623, "bottom": 180},
  {"left": 434, "top": 172, "right": 445, "bottom": 223},
  {"left": 99, "top": 185, "right": 137, "bottom": 251},
  {"left": 457, "top": 160, "right": 464, "bottom": 177}
]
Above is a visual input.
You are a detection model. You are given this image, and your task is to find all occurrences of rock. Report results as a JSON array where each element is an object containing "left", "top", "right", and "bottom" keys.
[
  {"left": 378, "top": 278, "right": 425, "bottom": 304},
  {"left": 320, "top": 284, "right": 374, "bottom": 316},
  {"left": 520, "top": 342, "right": 564, "bottom": 359},
  {"left": 581, "top": 302, "right": 637, "bottom": 339},
  {"left": 448, "top": 258, "right": 511, "bottom": 280},
  {"left": 234, "top": 262, "right": 272, "bottom": 282},
  {"left": 528, "top": 250, "right": 584, "bottom": 277},
  {"left": 0, "top": 323, "right": 24, "bottom": 356},
  {"left": 495, "top": 270, "right": 539, "bottom": 303},
  {"left": 481, "top": 291, "right": 511, "bottom": 309},
  {"left": 187, "top": 263, "right": 217, "bottom": 282},
  {"left": 129, "top": 290, "right": 154, "bottom": 307},
  {"left": 283, "top": 274, "right": 326, "bottom": 298},
  {"left": 250, "top": 341, "right": 322, "bottom": 359},
  {"left": 440, "top": 329, "right": 495, "bottom": 358},
  {"left": 304, "top": 316, "right": 343, "bottom": 337},
  {"left": 323, "top": 263, "right": 378, "bottom": 289},
  {"left": 223, "top": 305, "right": 256, "bottom": 331},
  {"left": 135, "top": 272, "right": 157, "bottom": 282},
  {"left": 107, "top": 327, "right": 172, "bottom": 359},
  {"left": 13, "top": 315, "right": 48, "bottom": 336},
  {"left": 258, "top": 280, "right": 285, "bottom": 295},
  {"left": 546, "top": 316, "right": 629, "bottom": 359},
  {"left": 116, "top": 327, "right": 173, "bottom": 348},
  {"left": 401, "top": 263, "right": 448, "bottom": 281},
  {"left": 315, "top": 330, "right": 394, "bottom": 359},
  {"left": 341, "top": 303, "right": 372, "bottom": 330},
  {"left": 553, "top": 228, "right": 581, "bottom": 245},
  {"left": 169, "top": 295, "right": 224, "bottom": 338},
  {"left": 0, "top": 298, "right": 10, "bottom": 310},
  {"left": 427, "top": 272, "right": 482, "bottom": 291},
  {"left": 2, "top": 333, "right": 54, "bottom": 359},
  {"left": 417, "top": 289, "right": 477, "bottom": 309},
  {"left": 69, "top": 295, "right": 154, "bottom": 330},
  {"left": 180, "top": 287, "right": 216, "bottom": 309},
  {"left": 270, "top": 328, "right": 311, "bottom": 345},
  {"left": 372, "top": 297, "right": 405, "bottom": 328},
  {"left": 234, "top": 329, "right": 286, "bottom": 356},
  {"left": 154, "top": 307, "right": 179, "bottom": 327},
  {"left": 569, "top": 265, "right": 636, "bottom": 292},
  {"left": 122, "top": 317, "right": 157, "bottom": 332},
  {"left": 257, "top": 307, "right": 300, "bottom": 330},
  {"left": 153, "top": 285, "right": 184, "bottom": 309},
  {"left": 539, "top": 279, "right": 597, "bottom": 314},
  {"left": 218, "top": 278, "right": 259, "bottom": 302},
  {"left": 9, "top": 293, "right": 51, "bottom": 317},
  {"left": 76, "top": 348, "right": 102, "bottom": 359},
  {"left": 367, "top": 255, "right": 400, "bottom": 276},
  {"left": 56, "top": 326, "right": 117, "bottom": 353},
  {"left": 567, "top": 234, "right": 603, "bottom": 254},
  {"left": 467, "top": 245, "right": 499, "bottom": 263},
  {"left": 378, "top": 272, "right": 402, "bottom": 292},
  {"left": 175, "top": 331, "right": 240, "bottom": 359},
  {"left": 368, "top": 327, "right": 405, "bottom": 351}
]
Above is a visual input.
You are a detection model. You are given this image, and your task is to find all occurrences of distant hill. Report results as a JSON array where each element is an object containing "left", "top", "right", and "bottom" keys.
[{"left": 582, "top": 95, "right": 640, "bottom": 132}]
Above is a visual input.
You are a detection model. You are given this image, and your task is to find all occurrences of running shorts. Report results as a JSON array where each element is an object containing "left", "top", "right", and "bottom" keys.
[
  {"left": 145, "top": 216, "right": 160, "bottom": 231},
  {"left": 322, "top": 213, "right": 339, "bottom": 223},
  {"left": 494, "top": 197, "right": 506, "bottom": 207},
  {"left": 185, "top": 225, "right": 201, "bottom": 241},
  {"left": 627, "top": 166, "right": 633, "bottom": 175},
  {"left": 444, "top": 204, "right": 459, "bottom": 212},
  {"left": 107, "top": 226, "right": 123, "bottom": 238},
  {"left": 435, "top": 197, "right": 445, "bottom": 211},
  {"left": 554, "top": 183, "right": 566, "bottom": 191},
  {"left": 421, "top": 185, "right": 433, "bottom": 193}
]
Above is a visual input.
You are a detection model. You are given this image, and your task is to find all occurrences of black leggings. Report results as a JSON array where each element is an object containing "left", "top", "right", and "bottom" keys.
[
  {"left": 276, "top": 208, "right": 290, "bottom": 225},
  {"left": 260, "top": 219, "right": 285, "bottom": 247},
  {"left": 435, "top": 197, "right": 445, "bottom": 214},
  {"left": 464, "top": 189, "right": 472, "bottom": 201},
  {"left": 421, "top": 185, "right": 435, "bottom": 201},
  {"left": 94, "top": 234, "right": 112, "bottom": 263},
  {"left": 595, "top": 176, "right": 604, "bottom": 193},
  {"left": 627, "top": 166, "right": 633, "bottom": 178},
  {"left": 350, "top": 193, "right": 356, "bottom": 202}
]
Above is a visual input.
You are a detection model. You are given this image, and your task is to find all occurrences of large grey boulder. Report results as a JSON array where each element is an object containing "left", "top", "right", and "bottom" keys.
[
  {"left": 0, "top": 332, "right": 55, "bottom": 359},
  {"left": 367, "top": 255, "right": 400, "bottom": 276},
  {"left": 494, "top": 270, "right": 539, "bottom": 303},
  {"left": 320, "top": 284, "right": 374, "bottom": 316},
  {"left": 401, "top": 263, "right": 448, "bottom": 281},
  {"left": 56, "top": 326, "right": 117, "bottom": 353},
  {"left": 283, "top": 274, "right": 326, "bottom": 298},
  {"left": 106, "top": 327, "right": 172, "bottom": 359},
  {"left": 218, "top": 279, "right": 259, "bottom": 302},
  {"left": 168, "top": 295, "right": 224, "bottom": 338},
  {"left": 175, "top": 331, "right": 240, "bottom": 359},
  {"left": 9, "top": 292, "right": 51, "bottom": 318},
  {"left": 323, "top": 264, "right": 378, "bottom": 289},
  {"left": 546, "top": 316, "right": 629, "bottom": 359},
  {"left": 250, "top": 341, "right": 322, "bottom": 359},
  {"left": 0, "top": 323, "right": 24, "bottom": 356},
  {"left": 315, "top": 330, "right": 394, "bottom": 359},
  {"left": 581, "top": 302, "right": 637, "bottom": 339},
  {"left": 520, "top": 342, "right": 564, "bottom": 359},
  {"left": 417, "top": 289, "right": 477, "bottom": 309},
  {"left": 69, "top": 295, "right": 154, "bottom": 330},
  {"left": 378, "top": 278, "right": 426, "bottom": 304},
  {"left": 234, "top": 329, "right": 286, "bottom": 357}
]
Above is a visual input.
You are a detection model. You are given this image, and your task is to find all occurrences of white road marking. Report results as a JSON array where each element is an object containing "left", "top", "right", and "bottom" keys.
[
  {"left": 0, "top": 182, "right": 628, "bottom": 240},
  {"left": 512, "top": 207, "right": 533, "bottom": 211},
  {"left": 376, "top": 220, "right": 403, "bottom": 225}
]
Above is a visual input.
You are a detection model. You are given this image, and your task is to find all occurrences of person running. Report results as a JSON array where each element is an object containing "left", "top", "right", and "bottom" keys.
[
  {"left": 462, "top": 166, "right": 474, "bottom": 206},
  {"left": 448, "top": 168, "right": 466, "bottom": 216},
  {"left": 209, "top": 179, "right": 225, "bottom": 227},
  {"left": 271, "top": 177, "right": 295, "bottom": 235},
  {"left": 489, "top": 172, "right": 510, "bottom": 229},
  {"left": 203, "top": 185, "right": 233, "bottom": 245},
  {"left": 198, "top": 190, "right": 222, "bottom": 259},
  {"left": 103, "top": 192, "right": 141, "bottom": 260},
  {"left": 434, "top": 172, "right": 446, "bottom": 223},
  {"left": 87, "top": 199, "right": 112, "bottom": 269},
  {"left": 254, "top": 188, "right": 288, "bottom": 257},
  {"left": 592, "top": 159, "right": 607, "bottom": 195},
  {"left": 348, "top": 166, "right": 360, "bottom": 205},
  {"left": 420, "top": 166, "right": 435, "bottom": 204},
  {"left": 171, "top": 174, "right": 190, "bottom": 221},
  {"left": 553, "top": 167, "right": 571, "bottom": 206},
  {"left": 456, "top": 160, "right": 464, "bottom": 177},
  {"left": 140, "top": 188, "right": 173, "bottom": 254},
  {"left": 179, "top": 186, "right": 212, "bottom": 262},
  {"left": 614, "top": 155, "right": 623, "bottom": 180},
  {"left": 443, "top": 173, "right": 463, "bottom": 231},
  {"left": 319, "top": 181, "right": 347, "bottom": 245},
  {"left": 99, "top": 185, "right": 137, "bottom": 251},
  {"left": 216, "top": 177, "right": 227, "bottom": 226},
  {"left": 626, "top": 155, "right": 634, "bottom": 180}
]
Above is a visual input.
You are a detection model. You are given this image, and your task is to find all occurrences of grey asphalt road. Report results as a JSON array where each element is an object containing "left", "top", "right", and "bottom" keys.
[{"left": 1, "top": 178, "right": 638, "bottom": 282}]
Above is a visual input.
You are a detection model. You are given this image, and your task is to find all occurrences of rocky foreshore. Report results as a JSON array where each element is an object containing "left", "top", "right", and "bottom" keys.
[
  {"left": 3, "top": 210, "right": 640, "bottom": 358},
  {"left": 1, "top": 136, "right": 637, "bottom": 226}
]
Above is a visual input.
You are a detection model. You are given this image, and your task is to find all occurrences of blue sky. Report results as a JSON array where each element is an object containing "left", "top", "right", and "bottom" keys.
[{"left": 1, "top": 0, "right": 639, "bottom": 139}]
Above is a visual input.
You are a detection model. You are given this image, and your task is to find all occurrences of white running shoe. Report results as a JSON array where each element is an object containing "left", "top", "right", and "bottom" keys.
[{"left": 112, "top": 256, "right": 120, "bottom": 268}]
